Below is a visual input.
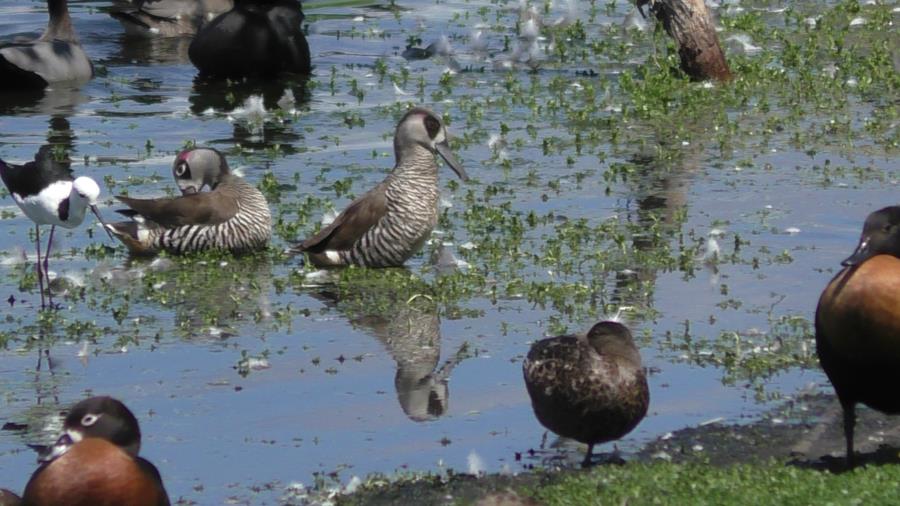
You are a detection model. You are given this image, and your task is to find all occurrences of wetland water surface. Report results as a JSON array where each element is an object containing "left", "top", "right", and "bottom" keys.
[{"left": 0, "top": 0, "right": 898, "bottom": 503}]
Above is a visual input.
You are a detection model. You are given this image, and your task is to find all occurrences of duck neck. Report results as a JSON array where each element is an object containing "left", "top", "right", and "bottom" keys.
[
  {"left": 392, "top": 146, "right": 438, "bottom": 183},
  {"left": 586, "top": 334, "right": 642, "bottom": 367},
  {"left": 42, "top": 0, "right": 77, "bottom": 42},
  {"left": 211, "top": 172, "right": 236, "bottom": 190}
]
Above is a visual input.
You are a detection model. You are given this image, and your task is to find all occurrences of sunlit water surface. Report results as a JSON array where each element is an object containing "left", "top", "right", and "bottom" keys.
[{"left": 0, "top": 0, "right": 897, "bottom": 503}]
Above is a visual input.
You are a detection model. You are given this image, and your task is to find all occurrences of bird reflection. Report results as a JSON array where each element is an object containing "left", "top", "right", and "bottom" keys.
[
  {"left": 0, "top": 83, "right": 88, "bottom": 116},
  {"left": 190, "top": 75, "right": 310, "bottom": 152},
  {"left": 312, "top": 279, "right": 470, "bottom": 422},
  {"left": 103, "top": 33, "right": 194, "bottom": 66},
  {"left": 45, "top": 116, "right": 76, "bottom": 151},
  {"left": 189, "top": 74, "right": 310, "bottom": 115},
  {"left": 609, "top": 148, "right": 691, "bottom": 309}
]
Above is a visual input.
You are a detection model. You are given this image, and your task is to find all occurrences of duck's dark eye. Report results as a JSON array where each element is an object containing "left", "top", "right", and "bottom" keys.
[
  {"left": 81, "top": 414, "right": 99, "bottom": 426},
  {"left": 424, "top": 116, "right": 440, "bottom": 139},
  {"left": 174, "top": 162, "right": 190, "bottom": 179}
]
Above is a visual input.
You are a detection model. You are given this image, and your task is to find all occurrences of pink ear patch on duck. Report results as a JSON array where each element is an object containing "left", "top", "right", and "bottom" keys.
[{"left": 175, "top": 150, "right": 192, "bottom": 163}]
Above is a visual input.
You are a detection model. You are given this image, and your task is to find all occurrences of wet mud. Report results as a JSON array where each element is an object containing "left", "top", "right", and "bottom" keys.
[{"left": 340, "top": 394, "right": 900, "bottom": 505}]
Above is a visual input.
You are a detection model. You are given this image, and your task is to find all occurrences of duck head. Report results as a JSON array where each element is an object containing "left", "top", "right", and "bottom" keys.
[
  {"left": 395, "top": 107, "right": 468, "bottom": 181},
  {"left": 173, "top": 147, "right": 231, "bottom": 195},
  {"left": 39, "top": 396, "right": 142, "bottom": 464},
  {"left": 842, "top": 206, "right": 900, "bottom": 266}
]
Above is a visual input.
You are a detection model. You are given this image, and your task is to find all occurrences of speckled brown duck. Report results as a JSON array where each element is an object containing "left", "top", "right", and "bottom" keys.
[
  {"left": 0, "top": 0, "right": 93, "bottom": 89},
  {"left": 523, "top": 321, "right": 649, "bottom": 467},
  {"left": 288, "top": 107, "right": 468, "bottom": 267},
  {"left": 816, "top": 206, "right": 900, "bottom": 467},
  {"left": 110, "top": 0, "right": 234, "bottom": 37},
  {"left": 106, "top": 148, "right": 271, "bottom": 255}
]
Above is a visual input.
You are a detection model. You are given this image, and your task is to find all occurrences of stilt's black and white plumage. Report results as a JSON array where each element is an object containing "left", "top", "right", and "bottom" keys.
[
  {"left": 0, "top": 146, "right": 105, "bottom": 308},
  {"left": 106, "top": 148, "right": 272, "bottom": 255},
  {"left": 0, "top": 0, "right": 93, "bottom": 89},
  {"left": 288, "top": 107, "right": 468, "bottom": 267}
]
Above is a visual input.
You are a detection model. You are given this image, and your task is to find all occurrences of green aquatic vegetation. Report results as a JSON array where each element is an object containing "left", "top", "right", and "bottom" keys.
[
  {"left": 3, "top": 0, "right": 896, "bottom": 458},
  {"left": 665, "top": 314, "right": 817, "bottom": 401},
  {"left": 236, "top": 349, "right": 271, "bottom": 377},
  {"left": 258, "top": 171, "right": 292, "bottom": 203},
  {"left": 75, "top": 251, "right": 286, "bottom": 342}
]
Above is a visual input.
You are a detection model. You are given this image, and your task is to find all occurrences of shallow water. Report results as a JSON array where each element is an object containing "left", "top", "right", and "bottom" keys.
[{"left": 0, "top": 0, "right": 897, "bottom": 503}]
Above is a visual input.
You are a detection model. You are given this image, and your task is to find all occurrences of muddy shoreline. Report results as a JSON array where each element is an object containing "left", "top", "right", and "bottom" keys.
[{"left": 338, "top": 394, "right": 900, "bottom": 505}]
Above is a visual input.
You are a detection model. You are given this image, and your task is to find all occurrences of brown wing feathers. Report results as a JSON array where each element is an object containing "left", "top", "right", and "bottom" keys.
[
  {"left": 116, "top": 192, "right": 237, "bottom": 228},
  {"left": 295, "top": 183, "right": 388, "bottom": 253}
]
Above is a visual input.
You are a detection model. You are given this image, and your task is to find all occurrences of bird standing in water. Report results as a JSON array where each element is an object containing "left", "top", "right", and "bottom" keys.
[
  {"left": 109, "top": 0, "right": 234, "bottom": 37},
  {"left": 289, "top": 107, "right": 467, "bottom": 267},
  {"left": 188, "top": 0, "right": 311, "bottom": 77},
  {"left": 0, "top": 146, "right": 106, "bottom": 309},
  {"left": 15, "top": 396, "right": 170, "bottom": 506},
  {"left": 106, "top": 148, "right": 271, "bottom": 255}
]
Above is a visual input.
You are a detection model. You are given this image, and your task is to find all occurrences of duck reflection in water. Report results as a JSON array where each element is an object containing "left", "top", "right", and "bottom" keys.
[
  {"left": 103, "top": 33, "right": 193, "bottom": 66},
  {"left": 189, "top": 75, "right": 310, "bottom": 153},
  {"left": 0, "top": 83, "right": 88, "bottom": 117},
  {"left": 189, "top": 74, "right": 310, "bottom": 115},
  {"left": 312, "top": 278, "right": 471, "bottom": 422}
]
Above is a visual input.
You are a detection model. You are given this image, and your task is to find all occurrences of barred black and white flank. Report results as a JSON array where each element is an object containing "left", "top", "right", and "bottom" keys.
[
  {"left": 106, "top": 148, "right": 272, "bottom": 255},
  {"left": 288, "top": 107, "right": 468, "bottom": 267}
]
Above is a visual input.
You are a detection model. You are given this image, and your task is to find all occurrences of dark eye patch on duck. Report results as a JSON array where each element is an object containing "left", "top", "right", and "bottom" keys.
[
  {"left": 174, "top": 162, "right": 191, "bottom": 179},
  {"left": 424, "top": 116, "right": 441, "bottom": 139}
]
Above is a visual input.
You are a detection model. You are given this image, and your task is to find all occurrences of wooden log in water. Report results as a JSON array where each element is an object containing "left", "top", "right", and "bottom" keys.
[{"left": 638, "top": 0, "right": 732, "bottom": 82}]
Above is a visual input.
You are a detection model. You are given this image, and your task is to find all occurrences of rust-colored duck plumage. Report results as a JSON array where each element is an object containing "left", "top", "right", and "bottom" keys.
[
  {"left": 8, "top": 396, "right": 169, "bottom": 506},
  {"left": 816, "top": 206, "right": 900, "bottom": 467}
]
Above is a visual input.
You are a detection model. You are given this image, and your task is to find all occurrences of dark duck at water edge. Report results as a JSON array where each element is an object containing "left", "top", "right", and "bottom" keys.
[
  {"left": 106, "top": 148, "right": 272, "bottom": 255},
  {"left": 0, "top": 146, "right": 106, "bottom": 309},
  {"left": 110, "top": 0, "right": 234, "bottom": 37},
  {"left": 816, "top": 206, "right": 900, "bottom": 467},
  {"left": 288, "top": 107, "right": 468, "bottom": 267},
  {"left": 188, "top": 0, "right": 311, "bottom": 78},
  {"left": 0, "top": 0, "right": 93, "bottom": 89},
  {"left": 1, "top": 396, "right": 170, "bottom": 506},
  {"left": 523, "top": 321, "right": 649, "bottom": 467}
]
